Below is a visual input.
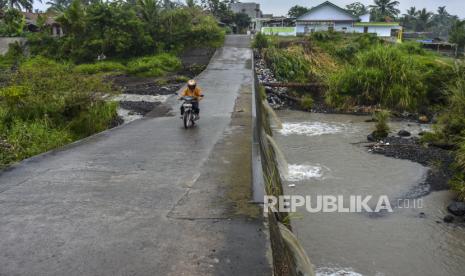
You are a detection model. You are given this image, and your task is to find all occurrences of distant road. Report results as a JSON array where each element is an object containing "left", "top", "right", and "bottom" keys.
[{"left": 0, "top": 35, "right": 271, "bottom": 276}]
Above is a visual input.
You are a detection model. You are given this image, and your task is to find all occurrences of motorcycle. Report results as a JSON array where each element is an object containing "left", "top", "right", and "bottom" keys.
[{"left": 180, "top": 95, "right": 203, "bottom": 129}]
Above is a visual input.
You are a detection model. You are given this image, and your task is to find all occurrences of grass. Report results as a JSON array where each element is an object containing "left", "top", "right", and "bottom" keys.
[
  {"left": 73, "top": 61, "right": 126, "bottom": 74},
  {"left": 126, "top": 53, "right": 181, "bottom": 77},
  {"left": 0, "top": 56, "right": 119, "bottom": 168},
  {"left": 373, "top": 110, "right": 390, "bottom": 139},
  {"left": 300, "top": 95, "right": 314, "bottom": 110}
]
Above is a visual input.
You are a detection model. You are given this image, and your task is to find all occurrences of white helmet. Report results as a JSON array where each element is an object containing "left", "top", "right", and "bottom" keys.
[{"left": 187, "top": 79, "right": 197, "bottom": 89}]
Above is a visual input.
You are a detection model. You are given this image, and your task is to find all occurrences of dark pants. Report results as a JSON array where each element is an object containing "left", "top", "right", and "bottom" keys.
[{"left": 181, "top": 101, "right": 199, "bottom": 115}]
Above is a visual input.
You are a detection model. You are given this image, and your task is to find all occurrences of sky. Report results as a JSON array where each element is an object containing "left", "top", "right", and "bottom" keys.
[{"left": 33, "top": 0, "right": 465, "bottom": 19}]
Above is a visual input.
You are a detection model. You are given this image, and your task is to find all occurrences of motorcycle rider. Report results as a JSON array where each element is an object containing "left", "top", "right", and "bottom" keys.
[{"left": 179, "top": 79, "right": 203, "bottom": 119}]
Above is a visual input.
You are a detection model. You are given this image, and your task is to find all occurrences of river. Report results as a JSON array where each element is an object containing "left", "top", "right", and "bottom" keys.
[{"left": 273, "top": 110, "right": 465, "bottom": 276}]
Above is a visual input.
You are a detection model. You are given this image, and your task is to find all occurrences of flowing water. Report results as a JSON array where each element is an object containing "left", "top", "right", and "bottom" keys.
[{"left": 273, "top": 110, "right": 465, "bottom": 276}]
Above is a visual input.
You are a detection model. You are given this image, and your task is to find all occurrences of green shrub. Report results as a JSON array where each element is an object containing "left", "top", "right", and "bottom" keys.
[
  {"left": 373, "top": 110, "right": 390, "bottom": 139},
  {"left": 1, "top": 119, "right": 73, "bottom": 166},
  {"left": 398, "top": 41, "right": 426, "bottom": 55},
  {"left": 0, "top": 56, "right": 119, "bottom": 167},
  {"left": 74, "top": 61, "right": 126, "bottom": 74},
  {"left": 326, "top": 45, "right": 448, "bottom": 111},
  {"left": 300, "top": 95, "right": 314, "bottom": 110},
  {"left": 126, "top": 53, "right": 181, "bottom": 77},
  {"left": 253, "top": 32, "right": 269, "bottom": 50},
  {"left": 263, "top": 46, "right": 311, "bottom": 82}
]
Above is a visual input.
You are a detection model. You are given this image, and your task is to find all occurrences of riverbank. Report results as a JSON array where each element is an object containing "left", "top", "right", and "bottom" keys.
[{"left": 254, "top": 52, "right": 433, "bottom": 123}]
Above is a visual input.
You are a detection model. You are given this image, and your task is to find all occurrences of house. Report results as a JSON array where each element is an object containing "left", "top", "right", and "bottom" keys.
[
  {"left": 22, "top": 12, "right": 63, "bottom": 37},
  {"left": 230, "top": 2, "right": 262, "bottom": 19},
  {"left": 294, "top": 1, "right": 401, "bottom": 37}
]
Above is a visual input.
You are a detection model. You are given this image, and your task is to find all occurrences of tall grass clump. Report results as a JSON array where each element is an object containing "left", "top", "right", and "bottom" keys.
[
  {"left": 253, "top": 32, "right": 269, "bottom": 51},
  {"left": 424, "top": 63, "right": 465, "bottom": 201},
  {"left": 263, "top": 46, "right": 311, "bottom": 83},
  {"left": 326, "top": 45, "right": 451, "bottom": 111},
  {"left": 373, "top": 110, "right": 390, "bottom": 139},
  {"left": 126, "top": 53, "right": 182, "bottom": 77},
  {"left": 0, "top": 56, "right": 119, "bottom": 168}
]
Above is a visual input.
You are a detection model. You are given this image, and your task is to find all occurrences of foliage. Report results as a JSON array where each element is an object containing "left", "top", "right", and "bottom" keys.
[
  {"left": 287, "top": 5, "right": 310, "bottom": 18},
  {"left": 0, "top": 8, "right": 25, "bottom": 37},
  {"left": 326, "top": 45, "right": 451, "bottom": 111},
  {"left": 263, "top": 46, "right": 311, "bottom": 83},
  {"left": 73, "top": 61, "right": 126, "bottom": 74},
  {"left": 373, "top": 109, "right": 390, "bottom": 139},
  {"left": 450, "top": 20, "right": 465, "bottom": 48},
  {"left": 369, "top": 0, "right": 400, "bottom": 22},
  {"left": 252, "top": 32, "right": 269, "bottom": 51},
  {"left": 233, "top": 12, "right": 251, "bottom": 33},
  {"left": 300, "top": 95, "right": 313, "bottom": 110},
  {"left": 158, "top": 7, "right": 225, "bottom": 51},
  {"left": 28, "top": 1, "right": 224, "bottom": 63},
  {"left": 429, "top": 63, "right": 465, "bottom": 144},
  {"left": 126, "top": 53, "right": 181, "bottom": 77},
  {"left": 57, "top": 0, "right": 154, "bottom": 63},
  {"left": 4, "top": 0, "right": 32, "bottom": 11},
  {"left": 346, "top": 2, "right": 368, "bottom": 17},
  {"left": 0, "top": 57, "right": 119, "bottom": 167}
]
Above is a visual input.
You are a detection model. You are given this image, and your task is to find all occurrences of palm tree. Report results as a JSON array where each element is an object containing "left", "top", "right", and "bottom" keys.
[
  {"left": 401, "top": 7, "right": 417, "bottom": 30},
  {"left": 46, "top": 0, "right": 71, "bottom": 13},
  {"left": 416, "top": 8, "right": 433, "bottom": 32},
  {"left": 6, "top": 0, "right": 37, "bottom": 11},
  {"left": 369, "top": 0, "right": 400, "bottom": 21}
]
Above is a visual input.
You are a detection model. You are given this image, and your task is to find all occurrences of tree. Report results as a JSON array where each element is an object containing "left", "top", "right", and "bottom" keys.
[
  {"left": 186, "top": 0, "right": 196, "bottom": 8},
  {"left": 233, "top": 12, "right": 250, "bottom": 33},
  {"left": 415, "top": 8, "right": 433, "bottom": 32},
  {"left": 346, "top": 2, "right": 368, "bottom": 17},
  {"left": 431, "top": 6, "right": 453, "bottom": 37},
  {"left": 46, "top": 0, "right": 71, "bottom": 13},
  {"left": 369, "top": 0, "right": 400, "bottom": 22},
  {"left": 6, "top": 0, "right": 36, "bottom": 11},
  {"left": 287, "top": 5, "right": 309, "bottom": 18},
  {"left": 0, "top": 8, "right": 25, "bottom": 36},
  {"left": 450, "top": 20, "right": 465, "bottom": 48},
  {"left": 401, "top": 7, "right": 417, "bottom": 31},
  {"left": 136, "top": 0, "right": 161, "bottom": 40}
]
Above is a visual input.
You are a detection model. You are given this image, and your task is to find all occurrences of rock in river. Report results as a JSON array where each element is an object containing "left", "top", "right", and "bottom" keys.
[
  {"left": 398, "top": 130, "right": 411, "bottom": 137},
  {"left": 447, "top": 201, "right": 465, "bottom": 216},
  {"left": 443, "top": 215, "right": 455, "bottom": 223}
]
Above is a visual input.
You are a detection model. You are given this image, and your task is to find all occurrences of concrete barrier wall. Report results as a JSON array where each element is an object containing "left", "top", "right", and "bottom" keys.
[
  {"left": 0, "top": 37, "right": 26, "bottom": 55},
  {"left": 251, "top": 51, "right": 314, "bottom": 276}
]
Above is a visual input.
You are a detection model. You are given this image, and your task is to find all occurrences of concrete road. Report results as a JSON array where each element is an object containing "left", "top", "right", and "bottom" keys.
[{"left": 0, "top": 35, "right": 271, "bottom": 276}]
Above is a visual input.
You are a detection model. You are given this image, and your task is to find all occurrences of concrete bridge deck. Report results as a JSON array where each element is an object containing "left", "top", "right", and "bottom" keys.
[{"left": 0, "top": 35, "right": 271, "bottom": 276}]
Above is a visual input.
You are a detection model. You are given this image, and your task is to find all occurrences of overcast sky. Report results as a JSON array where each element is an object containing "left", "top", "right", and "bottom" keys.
[
  {"left": 252, "top": 0, "right": 465, "bottom": 18},
  {"left": 33, "top": 0, "right": 465, "bottom": 19}
]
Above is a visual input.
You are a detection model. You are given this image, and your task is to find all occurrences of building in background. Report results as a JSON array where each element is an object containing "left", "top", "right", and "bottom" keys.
[
  {"left": 230, "top": 2, "right": 262, "bottom": 19},
  {"left": 294, "top": 1, "right": 401, "bottom": 37}
]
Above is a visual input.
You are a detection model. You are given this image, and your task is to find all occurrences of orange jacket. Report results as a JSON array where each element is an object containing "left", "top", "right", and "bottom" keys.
[{"left": 181, "top": 87, "right": 203, "bottom": 101}]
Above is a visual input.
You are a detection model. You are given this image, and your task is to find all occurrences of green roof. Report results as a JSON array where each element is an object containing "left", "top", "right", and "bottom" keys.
[{"left": 354, "top": 22, "right": 400, "bottom": 27}]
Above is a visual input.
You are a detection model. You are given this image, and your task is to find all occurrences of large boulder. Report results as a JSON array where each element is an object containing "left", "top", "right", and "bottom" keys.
[{"left": 447, "top": 201, "right": 465, "bottom": 216}]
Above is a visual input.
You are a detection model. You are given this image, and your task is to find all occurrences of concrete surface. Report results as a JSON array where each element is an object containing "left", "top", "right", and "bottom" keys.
[
  {"left": 0, "top": 37, "right": 26, "bottom": 55},
  {"left": 0, "top": 35, "right": 271, "bottom": 276}
]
